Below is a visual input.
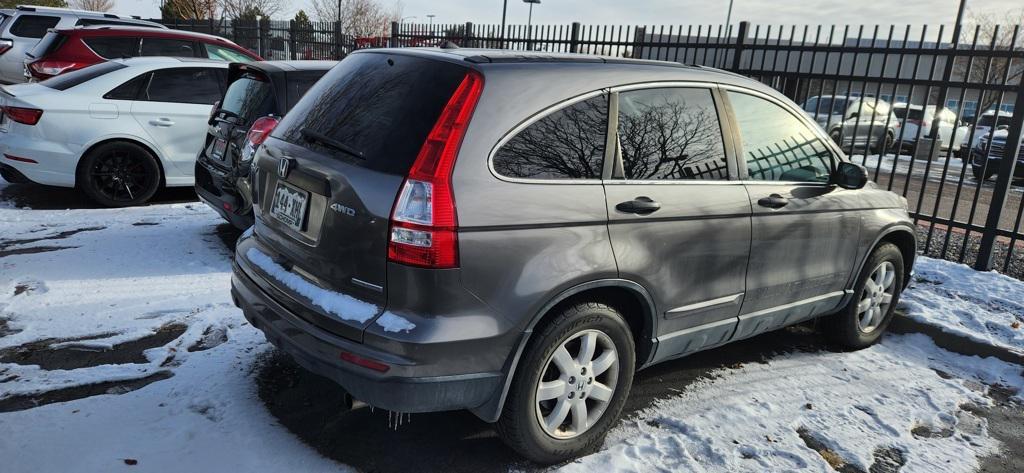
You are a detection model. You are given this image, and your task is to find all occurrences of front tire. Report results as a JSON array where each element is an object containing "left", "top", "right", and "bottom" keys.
[
  {"left": 822, "top": 243, "right": 905, "bottom": 349},
  {"left": 78, "top": 141, "right": 161, "bottom": 207},
  {"left": 496, "top": 302, "right": 635, "bottom": 464}
]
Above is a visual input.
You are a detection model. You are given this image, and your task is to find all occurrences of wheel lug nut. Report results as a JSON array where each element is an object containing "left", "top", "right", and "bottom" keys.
[
  {"left": 588, "top": 377, "right": 593, "bottom": 384},
  {"left": 581, "top": 367, "right": 587, "bottom": 375},
  {"left": 568, "top": 392, "right": 574, "bottom": 399},
  {"left": 568, "top": 376, "right": 576, "bottom": 384}
]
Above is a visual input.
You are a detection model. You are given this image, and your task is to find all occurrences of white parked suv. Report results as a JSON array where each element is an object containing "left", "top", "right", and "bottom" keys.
[
  {"left": 0, "top": 5, "right": 163, "bottom": 84},
  {"left": 891, "top": 103, "right": 969, "bottom": 156},
  {"left": 0, "top": 57, "right": 227, "bottom": 206}
]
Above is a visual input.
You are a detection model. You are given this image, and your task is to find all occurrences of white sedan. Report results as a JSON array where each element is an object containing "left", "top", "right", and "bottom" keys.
[{"left": 0, "top": 57, "right": 227, "bottom": 206}]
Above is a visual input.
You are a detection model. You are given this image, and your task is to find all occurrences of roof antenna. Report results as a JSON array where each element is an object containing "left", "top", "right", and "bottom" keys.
[{"left": 440, "top": 41, "right": 460, "bottom": 49}]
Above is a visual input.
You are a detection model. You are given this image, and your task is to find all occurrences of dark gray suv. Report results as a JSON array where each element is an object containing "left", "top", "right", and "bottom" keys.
[{"left": 230, "top": 48, "right": 917, "bottom": 463}]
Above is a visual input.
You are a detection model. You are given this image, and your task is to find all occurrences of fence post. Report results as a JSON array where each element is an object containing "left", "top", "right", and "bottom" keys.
[
  {"left": 974, "top": 86, "right": 1024, "bottom": 270},
  {"left": 289, "top": 20, "right": 297, "bottom": 60},
  {"left": 390, "top": 21, "right": 399, "bottom": 48},
  {"left": 731, "top": 21, "right": 749, "bottom": 72},
  {"left": 464, "top": 22, "right": 474, "bottom": 47},
  {"left": 569, "top": 22, "right": 581, "bottom": 53},
  {"left": 631, "top": 26, "right": 646, "bottom": 59},
  {"left": 334, "top": 20, "right": 342, "bottom": 59}
]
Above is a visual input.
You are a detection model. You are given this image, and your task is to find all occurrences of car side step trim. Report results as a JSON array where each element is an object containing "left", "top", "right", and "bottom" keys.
[{"left": 665, "top": 293, "right": 744, "bottom": 318}]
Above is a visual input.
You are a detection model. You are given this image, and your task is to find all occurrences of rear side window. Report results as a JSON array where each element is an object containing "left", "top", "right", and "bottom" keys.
[
  {"left": 84, "top": 37, "right": 140, "bottom": 59},
  {"left": 205, "top": 43, "right": 251, "bottom": 62},
  {"left": 618, "top": 88, "right": 728, "bottom": 181},
  {"left": 141, "top": 68, "right": 221, "bottom": 104},
  {"left": 104, "top": 73, "right": 147, "bottom": 100},
  {"left": 492, "top": 95, "right": 608, "bottom": 180},
  {"left": 285, "top": 70, "right": 327, "bottom": 111},
  {"left": 274, "top": 53, "right": 469, "bottom": 175},
  {"left": 40, "top": 61, "right": 126, "bottom": 91},
  {"left": 9, "top": 15, "right": 59, "bottom": 38},
  {"left": 728, "top": 91, "right": 834, "bottom": 183},
  {"left": 141, "top": 38, "right": 197, "bottom": 57},
  {"left": 220, "top": 73, "right": 274, "bottom": 124}
]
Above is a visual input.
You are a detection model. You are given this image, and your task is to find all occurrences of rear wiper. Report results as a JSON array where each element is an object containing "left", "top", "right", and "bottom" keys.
[{"left": 300, "top": 128, "right": 364, "bottom": 160}]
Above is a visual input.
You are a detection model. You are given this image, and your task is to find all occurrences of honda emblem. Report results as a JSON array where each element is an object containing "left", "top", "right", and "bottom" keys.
[{"left": 278, "top": 158, "right": 294, "bottom": 179}]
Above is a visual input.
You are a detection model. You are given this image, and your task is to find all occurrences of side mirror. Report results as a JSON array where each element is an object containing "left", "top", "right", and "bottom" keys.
[
  {"left": 997, "top": 124, "right": 1010, "bottom": 131},
  {"left": 833, "top": 161, "right": 868, "bottom": 189}
]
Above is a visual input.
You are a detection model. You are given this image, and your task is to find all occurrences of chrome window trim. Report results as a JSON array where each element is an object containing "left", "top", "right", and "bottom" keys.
[{"left": 665, "top": 293, "right": 744, "bottom": 318}]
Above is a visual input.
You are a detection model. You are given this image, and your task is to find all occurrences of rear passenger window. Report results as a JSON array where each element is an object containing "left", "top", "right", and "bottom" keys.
[
  {"left": 141, "top": 38, "right": 196, "bottom": 57},
  {"left": 142, "top": 68, "right": 221, "bottom": 104},
  {"left": 618, "top": 88, "right": 728, "bottom": 180},
  {"left": 10, "top": 15, "right": 59, "bottom": 38},
  {"left": 205, "top": 43, "right": 251, "bottom": 62},
  {"left": 728, "top": 91, "right": 834, "bottom": 182},
  {"left": 492, "top": 95, "right": 608, "bottom": 180},
  {"left": 84, "top": 37, "right": 140, "bottom": 59}
]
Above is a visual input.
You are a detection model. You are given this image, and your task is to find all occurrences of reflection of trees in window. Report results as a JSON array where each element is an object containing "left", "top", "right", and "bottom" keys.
[
  {"left": 493, "top": 96, "right": 608, "bottom": 179},
  {"left": 745, "top": 133, "right": 832, "bottom": 182},
  {"left": 618, "top": 89, "right": 726, "bottom": 180}
]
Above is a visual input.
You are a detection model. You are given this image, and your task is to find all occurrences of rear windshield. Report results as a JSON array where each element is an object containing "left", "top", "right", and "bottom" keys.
[
  {"left": 978, "top": 114, "right": 1012, "bottom": 128},
  {"left": 220, "top": 72, "right": 274, "bottom": 124},
  {"left": 273, "top": 52, "right": 469, "bottom": 174},
  {"left": 40, "top": 61, "right": 126, "bottom": 90},
  {"left": 893, "top": 107, "right": 924, "bottom": 120},
  {"left": 27, "top": 30, "right": 66, "bottom": 59}
]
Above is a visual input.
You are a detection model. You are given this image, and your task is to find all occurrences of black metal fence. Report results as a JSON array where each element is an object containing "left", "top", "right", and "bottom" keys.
[{"left": 163, "top": 18, "right": 1024, "bottom": 276}]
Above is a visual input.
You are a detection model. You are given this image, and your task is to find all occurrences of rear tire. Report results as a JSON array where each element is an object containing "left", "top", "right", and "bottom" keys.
[
  {"left": 822, "top": 243, "right": 904, "bottom": 349},
  {"left": 972, "top": 166, "right": 995, "bottom": 181},
  {"left": 496, "top": 302, "right": 635, "bottom": 464},
  {"left": 77, "top": 141, "right": 161, "bottom": 207}
]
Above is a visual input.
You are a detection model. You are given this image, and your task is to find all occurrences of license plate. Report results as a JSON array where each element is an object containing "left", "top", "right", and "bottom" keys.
[
  {"left": 270, "top": 183, "right": 309, "bottom": 232},
  {"left": 211, "top": 138, "right": 228, "bottom": 160}
]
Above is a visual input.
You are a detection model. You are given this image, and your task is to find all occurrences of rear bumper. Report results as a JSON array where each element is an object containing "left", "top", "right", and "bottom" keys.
[
  {"left": 195, "top": 157, "right": 254, "bottom": 229},
  {"left": 0, "top": 133, "right": 79, "bottom": 187},
  {"left": 970, "top": 149, "right": 1024, "bottom": 177},
  {"left": 231, "top": 249, "right": 505, "bottom": 414}
]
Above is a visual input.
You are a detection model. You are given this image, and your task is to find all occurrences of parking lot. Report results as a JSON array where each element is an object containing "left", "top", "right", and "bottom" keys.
[{"left": 1, "top": 178, "right": 1021, "bottom": 472}]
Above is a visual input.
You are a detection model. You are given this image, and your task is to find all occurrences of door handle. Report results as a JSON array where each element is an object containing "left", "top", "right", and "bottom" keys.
[
  {"left": 616, "top": 196, "right": 661, "bottom": 214},
  {"left": 757, "top": 194, "right": 789, "bottom": 209},
  {"left": 149, "top": 118, "right": 175, "bottom": 127}
]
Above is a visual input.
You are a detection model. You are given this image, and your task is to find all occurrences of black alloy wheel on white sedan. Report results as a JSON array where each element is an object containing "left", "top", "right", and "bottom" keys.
[{"left": 78, "top": 141, "right": 162, "bottom": 207}]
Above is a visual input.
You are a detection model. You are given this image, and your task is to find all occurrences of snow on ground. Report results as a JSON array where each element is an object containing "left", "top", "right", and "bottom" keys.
[
  {"left": 903, "top": 257, "right": 1024, "bottom": 356},
  {"left": 1, "top": 178, "right": 1022, "bottom": 473},
  {"left": 0, "top": 190, "right": 347, "bottom": 472}
]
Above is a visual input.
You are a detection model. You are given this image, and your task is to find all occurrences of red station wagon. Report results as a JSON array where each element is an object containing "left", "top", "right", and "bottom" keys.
[{"left": 25, "top": 25, "right": 262, "bottom": 80}]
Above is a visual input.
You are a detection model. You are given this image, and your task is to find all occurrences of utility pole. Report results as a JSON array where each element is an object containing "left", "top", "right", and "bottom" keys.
[
  {"left": 427, "top": 14, "right": 435, "bottom": 28},
  {"left": 524, "top": 0, "right": 540, "bottom": 51},
  {"left": 501, "top": 0, "right": 508, "bottom": 49}
]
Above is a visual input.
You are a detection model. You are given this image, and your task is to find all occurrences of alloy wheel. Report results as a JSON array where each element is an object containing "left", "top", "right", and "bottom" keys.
[
  {"left": 534, "top": 329, "right": 619, "bottom": 439},
  {"left": 88, "top": 149, "right": 153, "bottom": 203},
  {"left": 857, "top": 261, "right": 896, "bottom": 333}
]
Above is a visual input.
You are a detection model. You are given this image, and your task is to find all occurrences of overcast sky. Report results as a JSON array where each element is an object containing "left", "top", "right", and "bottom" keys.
[{"left": 117, "top": 0, "right": 1012, "bottom": 27}]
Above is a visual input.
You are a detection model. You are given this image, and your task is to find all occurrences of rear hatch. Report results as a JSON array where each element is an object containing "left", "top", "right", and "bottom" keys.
[
  {"left": 249, "top": 51, "right": 472, "bottom": 340},
  {"left": 203, "top": 65, "right": 277, "bottom": 171}
]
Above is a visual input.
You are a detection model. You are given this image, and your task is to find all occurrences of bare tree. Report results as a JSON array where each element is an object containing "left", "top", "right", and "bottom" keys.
[
  {"left": 161, "top": 0, "right": 218, "bottom": 20},
  {"left": 219, "top": 0, "right": 289, "bottom": 20},
  {"left": 69, "top": 0, "right": 113, "bottom": 11},
  {"left": 955, "top": 8, "right": 1024, "bottom": 115},
  {"left": 310, "top": 0, "right": 403, "bottom": 38}
]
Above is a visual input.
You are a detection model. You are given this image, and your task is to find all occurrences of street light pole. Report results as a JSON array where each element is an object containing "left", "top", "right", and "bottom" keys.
[
  {"left": 725, "top": 0, "right": 734, "bottom": 36},
  {"left": 523, "top": 0, "right": 540, "bottom": 50},
  {"left": 427, "top": 14, "right": 436, "bottom": 28},
  {"left": 501, "top": 0, "right": 508, "bottom": 49}
]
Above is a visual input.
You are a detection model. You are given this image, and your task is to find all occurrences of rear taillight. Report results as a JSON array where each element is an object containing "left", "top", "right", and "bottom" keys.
[
  {"left": 241, "top": 116, "right": 279, "bottom": 162},
  {"left": 28, "top": 60, "right": 83, "bottom": 79},
  {"left": 387, "top": 70, "right": 484, "bottom": 269},
  {"left": 208, "top": 100, "right": 221, "bottom": 123},
  {"left": 0, "top": 39, "right": 12, "bottom": 55},
  {"left": 4, "top": 106, "right": 43, "bottom": 125}
]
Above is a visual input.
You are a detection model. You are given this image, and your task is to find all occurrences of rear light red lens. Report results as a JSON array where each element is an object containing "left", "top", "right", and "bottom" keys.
[
  {"left": 4, "top": 106, "right": 43, "bottom": 125},
  {"left": 387, "top": 70, "right": 484, "bottom": 269},
  {"left": 3, "top": 153, "right": 37, "bottom": 163},
  {"left": 0, "top": 39, "right": 12, "bottom": 55},
  {"left": 29, "top": 60, "right": 83, "bottom": 79},
  {"left": 339, "top": 351, "right": 390, "bottom": 372},
  {"left": 246, "top": 116, "right": 280, "bottom": 147}
]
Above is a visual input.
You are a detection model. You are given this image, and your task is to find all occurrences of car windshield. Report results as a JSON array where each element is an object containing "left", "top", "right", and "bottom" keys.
[
  {"left": 219, "top": 72, "right": 274, "bottom": 125},
  {"left": 39, "top": 61, "right": 126, "bottom": 91},
  {"left": 978, "top": 114, "right": 1012, "bottom": 127}
]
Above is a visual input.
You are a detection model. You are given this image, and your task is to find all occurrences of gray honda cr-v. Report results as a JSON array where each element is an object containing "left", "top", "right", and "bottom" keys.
[{"left": 231, "top": 48, "right": 916, "bottom": 464}]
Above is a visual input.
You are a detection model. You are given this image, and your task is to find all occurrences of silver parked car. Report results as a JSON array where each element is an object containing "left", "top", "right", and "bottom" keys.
[
  {"left": 0, "top": 5, "right": 163, "bottom": 84},
  {"left": 803, "top": 95, "right": 900, "bottom": 153},
  {"left": 231, "top": 49, "right": 918, "bottom": 464}
]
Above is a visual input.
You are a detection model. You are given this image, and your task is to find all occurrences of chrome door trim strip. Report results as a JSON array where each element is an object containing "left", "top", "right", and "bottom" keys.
[{"left": 665, "top": 293, "right": 744, "bottom": 318}]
